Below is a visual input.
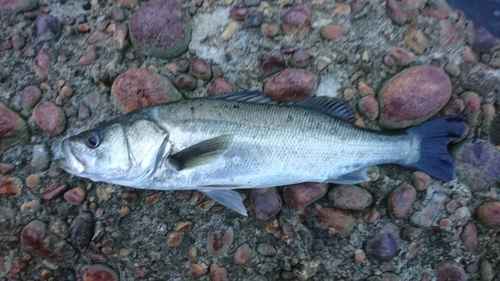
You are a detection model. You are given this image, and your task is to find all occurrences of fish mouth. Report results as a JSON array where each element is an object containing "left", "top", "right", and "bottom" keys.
[{"left": 56, "top": 139, "right": 86, "bottom": 175}]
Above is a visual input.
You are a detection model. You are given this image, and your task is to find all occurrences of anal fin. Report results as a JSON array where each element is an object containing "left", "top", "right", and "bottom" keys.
[
  {"left": 329, "top": 167, "right": 370, "bottom": 184},
  {"left": 200, "top": 189, "right": 247, "bottom": 216}
]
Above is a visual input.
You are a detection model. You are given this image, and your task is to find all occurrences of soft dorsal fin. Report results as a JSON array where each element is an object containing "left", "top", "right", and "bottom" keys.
[
  {"left": 168, "top": 135, "right": 233, "bottom": 170},
  {"left": 208, "top": 90, "right": 354, "bottom": 122}
]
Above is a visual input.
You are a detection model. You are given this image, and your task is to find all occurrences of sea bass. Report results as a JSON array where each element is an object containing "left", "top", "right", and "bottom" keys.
[{"left": 57, "top": 91, "right": 466, "bottom": 215}]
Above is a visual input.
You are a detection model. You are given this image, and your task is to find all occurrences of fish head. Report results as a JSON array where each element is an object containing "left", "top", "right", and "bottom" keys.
[{"left": 57, "top": 118, "right": 170, "bottom": 186}]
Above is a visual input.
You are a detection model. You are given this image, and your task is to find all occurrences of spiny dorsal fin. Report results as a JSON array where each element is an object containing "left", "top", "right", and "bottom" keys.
[
  {"left": 168, "top": 135, "right": 232, "bottom": 170},
  {"left": 208, "top": 90, "right": 354, "bottom": 122}
]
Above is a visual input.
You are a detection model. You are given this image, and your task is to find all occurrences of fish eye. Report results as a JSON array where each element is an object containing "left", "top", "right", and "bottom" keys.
[{"left": 86, "top": 131, "right": 101, "bottom": 148}]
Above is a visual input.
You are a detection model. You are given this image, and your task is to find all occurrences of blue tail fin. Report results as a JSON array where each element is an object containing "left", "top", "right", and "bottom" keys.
[{"left": 406, "top": 115, "right": 467, "bottom": 181}]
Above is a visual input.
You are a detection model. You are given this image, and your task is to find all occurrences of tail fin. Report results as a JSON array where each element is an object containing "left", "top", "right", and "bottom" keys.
[{"left": 406, "top": 115, "right": 467, "bottom": 181}]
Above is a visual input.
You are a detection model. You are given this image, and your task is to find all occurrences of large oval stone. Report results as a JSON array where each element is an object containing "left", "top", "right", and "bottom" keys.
[
  {"left": 378, "top": 65, "right": 451, "bottom": 129},
  {"left": 0, "top": 102, "right": 30, "bottom": 152}
]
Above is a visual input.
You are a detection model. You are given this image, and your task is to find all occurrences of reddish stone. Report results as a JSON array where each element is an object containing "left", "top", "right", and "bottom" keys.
[
  {"left": 259, "top": 50, "right": 285, "bottom": 77},
  {"left": 378, "top": 65, "right": 451, "bottom": 129},
  {"left": 250, "top": 188, "right": 282, "bottom": 221},
  {"left": 436, "top": 261, "right": 466, "bottom": 281},
  {"left": 21, "top": 85, "right": 41, "bottom": 108},
  {"left": 42, "top": 182, "right": 68, "bottom": 201},
  {"left": 0, "top": 102, "right": 30, "bottom": 152},
  {"left": 78, "top": 49, "right": 98, "bottom": 66},
  {"left": 291, "top": 49, "right": 313, "bottom": 68},
  {"left": 174, "top": 73, "right": 196, "bottom": 91},
  {"left": 461, "top": 223, "right": 477, "bottom": 251},
  {"left": 357, "top": 95, "right": 379, "bottom": 121},
  {"left": 111, "top": 68, "right": 179, "bottom": 113},
  {"left": 234, "top": 244, "right": 252, "bottom": 265},
  {"left": 403, "top": 22, "right": 427, "bottom": 54},
  {"left": 461, "top": 91, "right": 481, "bottom": 126},
  {"left": 264, "top": 68, "right": 315, "bottom": 102},
  {"left": 321, "top": 25, "right": 349, "bottom": 40},
  {"left": 206, "top": 78, "right": 235, "bottom": 96},
  {"left": 207, "top": 228, "right": 234, "bottom": 257},
  {"left": 387, "top": 47, "right": 415, "bottom": 66},
  {"left": 0, "top": 163, "right": 14, "bottom": 174},
  {"left": 424, "top": 7, "right": 449, "bottom": 20},
  {"left": 410, "top": 171, "right": 432, "bottom": 191},
  {"left": 34, "top": 51, "right": 51, "bottom": 78},
  {"left": 9, "top": 259, "right": 27, "bottom": 275},
  {"left": 0, "top": 0, "right": 39, "bottom": 13},
  {"left": 33, "top": 102, "right": 66, "bottom": 135},
  {"left": 329, "top": 185, "right": 373, "bottom": 211},
  {"left": 282, "top": 4, "right": 311, "bottom": 36},
  {"left": 387, "top": 185, "right": 416, "bottom": 220},
  {"left": 210, "top": 264, "right": 228, "bottom": 281},
  {"left": 283, "top": 183, "right": 327, "bottom": 209},
  {"left": 80, "top": 264, "right": 119, "bottom": 281},
  {"left": 300, "top": 204, "right": 357, "bottom": 236},
  {"left": 129, "top": 0, "right": 191, "bottom": 58},
  {"left": 230, "top": 6, "right": 249, "bottom": 20},
  {"left": 476, "top": 201, "right": 500, "bottom": 227},
  {"left": 440, "top": 20, "right": 465, "bottom": 46},
  {"left": 386, "top": 0, "right": 407, "bottom": 25},
  {"left": 186, "top": 264, "right": 207, "bottom": 278},
  {"left": 442, "top": 98, "right": 465, "bottom": 116},
  {"left": 190, "top": 59, "right": 211, "bottom": 80},
  {"left": 63, "top": 187, "right": 85, "bottom": 205},
  {"left": 0, "top": 177, "right": 22, "bottom": 196}
]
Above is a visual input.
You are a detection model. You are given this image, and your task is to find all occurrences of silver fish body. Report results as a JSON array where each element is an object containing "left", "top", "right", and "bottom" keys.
[{"left": 58, "top": 91, "right": 466, "bottom": 215}]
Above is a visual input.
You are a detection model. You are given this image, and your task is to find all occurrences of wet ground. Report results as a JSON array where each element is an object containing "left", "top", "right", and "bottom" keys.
[{"left": 1, "top": 0, "right": 500, "bottom": 280}]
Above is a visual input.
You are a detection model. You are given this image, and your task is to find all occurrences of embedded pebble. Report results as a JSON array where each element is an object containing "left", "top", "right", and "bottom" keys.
[
  {"left": 410, "top": 171, "right": 432, "bottom": 191},
  {"left": 234, "top": 244, "right": 252, "bottom": 265},
  {"left": 472, "top": 26, "right": 496, "bottom": 53},
  {"left": 365, "top": 224, "right": 400, "bottom": 262},
  {"left": 207, "top": 228, "right": 234, "bottom": 257},
  {"left": 174, "top": 73, "right": 196, "bottom": 91},
  {"left": 281, "top": 4, "right": 311, "bottom": 37},
  {"left": 264, "top": 68, "right": 315, "bottom": 102},
  {"left": 111, "top": 68, "right": 180, "bottom": 113},
  {"left": 452, "top": 140, "right": 500, "bottom": 191},
  {"left": 300, "top": 204, "right": 357, "bottom": 236},
  {"left": 70, "top": 212, "right": 94, "bottom": 250},
  {"left": 328, "top": 185, "right": 373, "bottom": 211},
  {"left": 206, "top": 78, "right": 235, "bottom": 96},
  {"left": 190, "top": 58, "right": 212, "bottom": 80},
  {"left": 259, "top": 50, "right": 285, "bottom": 77},
  {"left": 129, "top": 0, "right": 191, "bottom": 58},
  {"left": 174, "top": 221, "right": 193, "bottom": 231},
  {"left": 244, "top": 10, "right": 262, "bottom": 28},
  {"left": 294, "top": 257, "right": 321, "bottom": 280},
  {"left": 77, "top": 49, "right": 97, "bottom": 66},
  {"left": 290, "top": 48, "right": 313, "bottom": 68},
  {"left": 32, "top": 14, "right": 60, "bottom": 44},
  {"left": 460, "top": 222, "right": 477, "bottom": 251},
  {"left": 0, "top": 177, "right": 22, "bottom": 196},
  {"left": 21, "top": 220, "right": 78, "bottom": 263},
  {"left": 435, "top": 261, "right": 466, "bottom": 281},
  {"left": 250, "top": 187, "right": 282, "bottom": 221},
  {"left": 230, "top": 6, "right": 249, "bottom": 20},
  {"left": 166, "top": 59, "right": 190, "bottom": 72},
  {"left": 21, "top": 199, "right": 39, "bottom": 212},
  {"left": 9, "top": 259, "right": 27, "bottom": 275},
  {"left": 386, "top": 47, "right": 414, "bottom": 66},
  {"left": 64, "top": 187, "right": 85, "bottom": 205},
  {"left": 80, "top": 264, "right": 119, "bottom": 281},
  {"left": 167, "top": 231, "right": 185, "bottom": 247},
  {"left": 0, "top": 102, "right": 30, "bottom": 152},
  {"left": 403, "top": 22, "right": 427, "bottom": 54},
  {"left": 222, "top": 21, "right": 239, "bottom": 40},
  {"left": 461, "top": 91, "right": 481, "bottom": 127},
  {"left": 21, "top": 85, "right": 41, "bottom": 108},
  {"left": 42, "top": 182, "right": 68, "bottom": 201},
  {"left": 30, "top": 143, "right": 50, "bottom": 171},
  {"left": 261, "top": 22, "right": 278, "bottom": 37},
  {"left": 49, "top": 219, "right": 69, "bottom": 239},
  {"left": 26, "top": 174, "right": 39, "bottom": 187},
  {"left": 256, "top": 243, "right": 276, "bottom": 256},
  {"left": 410, "top": 192, "right": 446, "bottom": 227},
  {"left": 378, "top": 65, "right": 451, "bottom": 129},
  {"left": 442, "top": 98, "right": 465, "bottom": 116},
  {"left": 0, "top": 0, "right": 39, "bottom": 13},
  {"left": 0, "top": 163, "right": 14, "bottom": 175},
  {"left": 354, "top": 249, "right": 366, "bottom": 262},
  {"left": 321, "top": 25, "right": 349, "bottom": 40},
  {"left": 283, "top": 182, "right": 327, "bottom": 209},
  {"left": 34, "top": 50, "right": 51, "bottom": 78},
  {"left": 476, "top": 201, "right": 500, "bottom": 227},
  {"left": 388, "top": 185, "right": 416, "bottom": 220},
  {"left": 385, "top": 0, "right": 407, "bottom": 24},
  {"left": 33, "top": 102, "right": 66, "bottom": 135},
  {"left": 210, "top": 264, "right": 228, "bottom": 281},
  {"left": 357, "top": 95, "right": 379, "bottom": 121},
  {"left": 187, "top": 263, "right": 207, "bottom": 278}
]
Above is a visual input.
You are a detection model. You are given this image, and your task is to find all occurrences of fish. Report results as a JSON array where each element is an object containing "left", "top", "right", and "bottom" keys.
[{"left": 56, "top": 91, "right": 467, "bottom": 216}]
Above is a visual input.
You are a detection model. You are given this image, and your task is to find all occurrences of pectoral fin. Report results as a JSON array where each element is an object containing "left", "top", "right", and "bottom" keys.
[
  {"left": 329, "top": 167, "right": 370, "bottom": 184},
  {"left": 168, "top": 135, "right": 232, "bottom": 170},
  {"left": 200, "top": 189, "right": 247, "bottom": 216}
]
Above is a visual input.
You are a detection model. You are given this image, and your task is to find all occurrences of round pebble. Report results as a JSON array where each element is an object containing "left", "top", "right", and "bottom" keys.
[
  {"left": 32, "top": 14, "right": 60, "bottom": 44},
  {"left": 460, "top": 222, "right": 477, "bottom": 251},
  {"left": 250, "top": 188, "right": 282, "bottom": 221},
  {"left": 190, "top": 58, "right": 212, "bottom": 80},
  {"left": 0, "top": 102, "right": 30, "bottom": 152},
  {"left": 452, "top": 139, "right": 500, "bottom": 191},
  {"left": 261, "top": 22, "right": 279, "bottom": 37},
  {"left": 80, "top": 264, "right": 119, "bottom": 281},
  {"left": 357, "top": 95, "right": 379, "bottom": 121},
  {"left": 186, "top": 263, "right": 207, "bottom": 278},
  {"left": 259, "top": 50, "right": 285, "bottom": 77},
  {"left": 33, "top": 102, "right": 66, "bottom": 135},
  {"left": 244, "top": 10, "right": 262, "bottom": 28},
  {"left": 442, "top": 98, "right": 465, "bottom": 116},
  {"left": 291, "top": 48, "right": 313, "bottom": 68},
  {"left": 264, "top": 68, "right": 315, "bottom": 102},
  {"left": 111, "top": 68, "right": 179, "bottom": 113},
  {"left": 410, "top": 171, "right": 432, "bottom": 191},
  {"left": 174, "top": 73, "right": 196, "bottom": 91},
  {"left": 282, "top": 182, "right": 327, "bottom": 209},
  {"left": 21, "top": 85, "right": 41, "bottom": 108},
  {"left": 387, "top": 185, "right": 416, "bottom": 220},
  {"left": 282, "top": 4, "right": 311, "bottom": 37},
  {"left": 207, "top": 228, "right": 234, "bottom": 257},
  {"left": 230, "top": 6, "right": 249, "bottom": 20},
  {"left": 31, "top": 143, "right": 50, "bottom": 171},
  {"left": 387, "top": 46, "right": 415, "bottom": 66},
  {"left": 129, "top": 0, "right": 191, "bottom": 58},
  {"left": 206, "top": 78, "right": 235, "bottom": 96},
  {"left": 328, "top": 185, "right": 373, "bottom": 211},
  {"left": 78, "top": 49, "right": 97, "bottom": 66},
  {"left": 63, "top": 187, "right": 85, "bottom": 205},
  {"left": 234, "top": 244, "right": 252, "bottom": 265},
  {"left": 210, "top": 264, "right": 228, "bottom": 281},
  {"left": 26, "top": 174, "right": 39, "bottom": 188},
  {"left": 378, "top": 65, "right": 451, "bottom": 129},
  {"left": 256, "top": 243, "right": 276, "bottom": 256},
  {"left": 365, "top": 224, "right": 400, "bottom": 262},
  {"left": 385, "top": 0, "right": 407, "bottom": 25},
  {"left": 321, "top": 24, "right": 349, "bottom": 40},
  {"left": 34, "top": 50, "right": 51, "bottom": 78},
  {"left": 461, "top": 91, "right": 481, "bottom": 127},
  {"left": 70, "top": 212, "right": 94, "bottom": 250},
  {"left": 435, "top": 261, "right": 467, "bottom": 281},
  {"left": 476, "top": 201, "right": 500, "bottom": 227}
]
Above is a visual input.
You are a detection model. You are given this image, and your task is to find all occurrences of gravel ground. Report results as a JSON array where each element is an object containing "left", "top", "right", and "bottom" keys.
[{"left": 1, "top": 0, "right": 500, "bottom": 280}]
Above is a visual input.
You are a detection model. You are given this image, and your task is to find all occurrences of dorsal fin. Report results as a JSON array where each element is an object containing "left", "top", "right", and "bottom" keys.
[{"left": 208, "top": 90, "right": 354, "bottom": 122}]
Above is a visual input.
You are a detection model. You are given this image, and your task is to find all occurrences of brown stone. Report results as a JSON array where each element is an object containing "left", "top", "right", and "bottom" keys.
[
  {"left": 63, "top": 187, "right": 85, "bottom": 205},
  {"left": 410, "top": 171, "right": 432, "bottom": 191},
  {"left": 206, "top": 78, "right": 235, "bottom": 96},
  {"left": 207, "top": 228, "right": 234, "bottom": 257},
  {"left": 77, "top": 49, "right": 98, "bottom": 66},
  {"left": 186, "top": 263, "right": 207, "bottom": 278},
  {"left": 321, "top": 25, "right": 349, "bottom": 40},
  {"left": 283, "top": 183, "right": 327, "bottom": 209},
  {"left": 282, "top": 4, "right": 311, "bottom": 37},
  {"left": 80, "top": 264, "right": 119, "bottom": 281},
  {"left": 388, "top": 185, "right": 416, "bottom": 220},
  {"left": 403, "top": 22, "right": 427, "bottom": 54},
  {"left": 210, "top": 264, "right": 228, "bottom": 281},
  {"left": 250, "top": 188, "right": 282, "bottom": 221},
  {"left": 33, "top": 102, "right": 66, "bottom": 135},
  {"left": 386, "top": 0, "right": 407, "bottom": 25},
  {"left": 476, "top": 201, "right": 500, "bottom": 227},
  {"left": 264, "top": 68, "right": 315, "bottom": 102},
  {"left": 387, "top": 46, "right": 415, "bottom": 66},
  {"left": 234, "top": 244, "right": 252, "bottom": 265},
  {"left": 167, "top": 231, "right": 185, "bottom": 247}
]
